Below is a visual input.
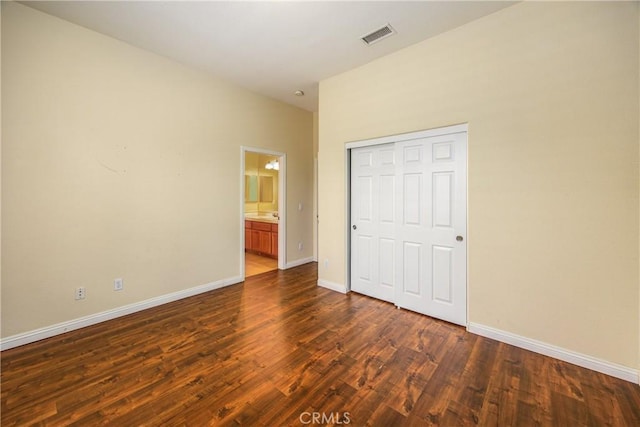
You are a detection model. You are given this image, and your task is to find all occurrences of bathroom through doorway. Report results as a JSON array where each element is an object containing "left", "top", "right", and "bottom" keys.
[{"left": 241, "top": 147, "right": 286, "bottom": 278}]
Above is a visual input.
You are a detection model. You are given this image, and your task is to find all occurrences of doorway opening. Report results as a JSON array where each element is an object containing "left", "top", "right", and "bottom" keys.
[{"left": 241, "top": 147, "right": 286, "bottom": 278}]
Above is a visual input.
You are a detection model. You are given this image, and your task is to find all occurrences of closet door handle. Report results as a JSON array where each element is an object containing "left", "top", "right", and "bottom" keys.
[
  {"left": 353, "top": 225, "right": 357, "bottom": 230},
  {"left": 456, "top": 235, "right": 463, "bottom": 242}
]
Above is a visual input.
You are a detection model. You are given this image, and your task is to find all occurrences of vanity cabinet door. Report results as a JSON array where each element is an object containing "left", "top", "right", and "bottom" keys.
[
  {"left": 245, "top": 221, "right": 252, "bottom": 251},
  {"left": 271, "top": 224, "right": 278, "bottom": 257},
  {"left": 259, "top": 230, "right": 271, "bottom": 255},
  {"left": 250, "top": 229, "right": 260, "bottom": 252}
]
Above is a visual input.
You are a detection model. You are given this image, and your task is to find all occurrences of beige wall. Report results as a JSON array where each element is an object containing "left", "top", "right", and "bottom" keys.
[
  {"left": 0, "top": 2, "right": 3, "bottom": 325},
  {"left": 1, "top": 2, "right": 313, "bottom": 338},
  {"left": 319, "top": 1, "right": 639, "bottom": 369}
]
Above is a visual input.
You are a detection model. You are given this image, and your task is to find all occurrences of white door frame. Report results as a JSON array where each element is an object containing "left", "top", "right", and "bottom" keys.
[
  {"left": 240, "top": 146, "right": 287, "bottom": 279},
  {"left": 345, "top": 123, "right": 468, "bottom": 321}
]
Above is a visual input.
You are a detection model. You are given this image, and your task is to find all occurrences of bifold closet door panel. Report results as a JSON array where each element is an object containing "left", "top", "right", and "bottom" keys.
[
  {"left": 350, "top": 143, "right": 396, "bottom": 303},
  {"left": 395, "top": 133, "right": 467, "bottom": 326}
]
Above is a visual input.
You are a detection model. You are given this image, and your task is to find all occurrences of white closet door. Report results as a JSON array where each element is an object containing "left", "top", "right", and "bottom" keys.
[
  {"left": 350, "top": 131, "right": 467, "bottom": 326},
  {"left": 395, "top": 133, "right": 467, "bottom": 325},
  {"left": 350, "top": 143, "right": 396, "bottom": 303}
]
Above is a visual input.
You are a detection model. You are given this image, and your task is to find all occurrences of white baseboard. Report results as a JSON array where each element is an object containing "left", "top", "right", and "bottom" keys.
[
  {"left": 467, "top": 322, "right": 639, "bottom": 384},
  {"left": 285, "top": 257, "right": 315, "bottom": 269},
  {"left": 317, "top": 279, "right": 348, "bottom": 294},
  {"left": 1, "top": 275, "right": 244, "bottom": 351}
]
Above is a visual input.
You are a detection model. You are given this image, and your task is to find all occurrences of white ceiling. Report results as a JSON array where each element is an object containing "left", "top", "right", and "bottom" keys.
[{"left": 22, "top": 1, "right": 516, "bottom": 112}]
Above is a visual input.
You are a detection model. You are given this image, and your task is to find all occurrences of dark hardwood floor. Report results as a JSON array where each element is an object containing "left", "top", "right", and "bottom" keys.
[{"left": 2, "top": 263, "right": 639, "bottom": 426}]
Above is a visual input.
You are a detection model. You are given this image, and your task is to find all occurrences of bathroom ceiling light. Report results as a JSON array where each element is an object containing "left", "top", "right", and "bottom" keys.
[
  {"left": 265, "top": 160, "right": 279, "bottom": 171},
  {"left": 294, "top": 90, "right": 304, "bottom": 96}
]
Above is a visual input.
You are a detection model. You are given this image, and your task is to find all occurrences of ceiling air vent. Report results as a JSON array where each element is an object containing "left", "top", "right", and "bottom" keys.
[{"left": 361, "top": 24, "right": 396, "bottom": 46}]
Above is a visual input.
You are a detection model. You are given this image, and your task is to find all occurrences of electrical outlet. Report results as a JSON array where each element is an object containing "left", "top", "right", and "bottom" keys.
[
  {"left": 114, "top": 278, "right": 123, "bottom": 291},
  {"left": 75, "top": 287, "right": 86, "bottom": 300},
  {"left": 298, "top": 241, "right": 303, "bottom": 251},
  {"left": 324, "top": 259, "right": 329, "bottom": 269}
]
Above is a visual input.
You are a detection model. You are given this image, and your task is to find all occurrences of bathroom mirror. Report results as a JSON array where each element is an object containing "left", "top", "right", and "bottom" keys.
[
  {"left": 259, "top": 176, "right": 273, "bottom": 202},
  {"left": 245, "top": 175, "right": 258, "bottom": 202}
]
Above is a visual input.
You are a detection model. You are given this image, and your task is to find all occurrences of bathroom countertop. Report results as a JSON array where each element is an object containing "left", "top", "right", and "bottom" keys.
[{"left": 245, "top": 214, "right": 279, "bottom": 224}]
